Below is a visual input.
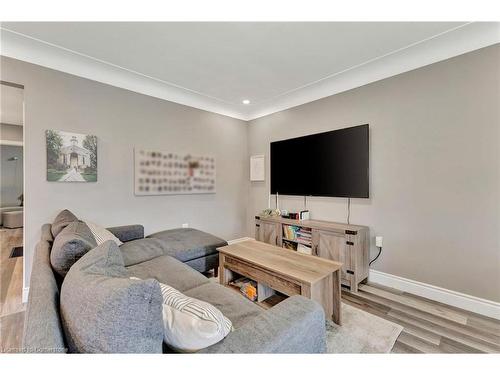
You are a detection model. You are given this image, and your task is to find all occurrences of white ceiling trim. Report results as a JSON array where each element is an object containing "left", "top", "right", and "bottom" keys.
[
  {"left": 248, "top": 22, "right": 500, "bottom": 120},
  {"left": 1, "top": 23, "right": 499, "bottom": 122},
  {"left": 0, "top": 28, "right": 244, "bottom": 120}
]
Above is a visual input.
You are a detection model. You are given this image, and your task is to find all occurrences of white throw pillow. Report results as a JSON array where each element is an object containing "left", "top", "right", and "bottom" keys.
[
  {"left": 131, "top": 277, "right": 232, "bottom": 352},
  {"left": 85, "top": 221, "right": 123, "bottom": 246}
]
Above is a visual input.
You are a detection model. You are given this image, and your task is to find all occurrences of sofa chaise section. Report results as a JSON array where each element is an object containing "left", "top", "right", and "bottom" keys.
[{"left": 147, "top": 228, "right": 226, "bottom": 273}]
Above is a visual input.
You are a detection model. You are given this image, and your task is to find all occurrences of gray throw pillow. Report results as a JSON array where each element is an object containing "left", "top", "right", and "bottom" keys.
[
  {"left": 60, "top": 241, "right": 164, "bottom": 353},
  {"left": 50, "top": 221, "right": 98, "bottom": 277},
  {"left": 51, "top": 209, "right": 78, "bottom": 238}
]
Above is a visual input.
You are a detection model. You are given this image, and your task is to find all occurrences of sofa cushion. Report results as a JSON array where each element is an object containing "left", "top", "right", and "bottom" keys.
[
  {"left": 184, "top": 282, "right": 263, "bottom": 329},
  {"left": 85, "top": 220, "right": 123, "bottom": 246},
  {"left": 119, "top": 238, "right": 166, "bottom": 267},
  {"left": 51, "top": 209, "right": 78, "bottom": 238},
  {"left": 50, "top": 221, "right": 98, "bottom": 277},
  {"left": 147, "top": 228, "right": 227, "bottom": 262},
  {"left": 133, "top": 278, "right": 232, "bottom": 353},
  {"left": 107, "top": 224, "right": 144, "bottom": 243},
  {"left": 126, "top": 255, "right": 209, "bottom": 292},
  {"left": 60, "top": 241, "right": 163, "bottom": 353},
  {"left": 23, "top": 230, "right": 66, "bottom": 353}
]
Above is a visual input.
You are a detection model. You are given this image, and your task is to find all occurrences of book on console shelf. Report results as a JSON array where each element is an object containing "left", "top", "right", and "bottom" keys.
[
  {"left": 283, "top": 225, "right": 301, "bottom": 240},
  {"left": 297, "top": 230, "right": 311, "bottom": 237},
  {"left": 297, "top": 243, "right": 312, "bottom": 255},
  {"left": 296, "top": 238, "right": 312, "bottom": 246}
]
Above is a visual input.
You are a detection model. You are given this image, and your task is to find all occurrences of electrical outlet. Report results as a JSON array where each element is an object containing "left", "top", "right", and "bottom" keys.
[
  {"left": 182, "top": 223, "right": 189, "bottom": 228},
  {"left": 375, "top": 236, "right": 383, "bottom": 248}
]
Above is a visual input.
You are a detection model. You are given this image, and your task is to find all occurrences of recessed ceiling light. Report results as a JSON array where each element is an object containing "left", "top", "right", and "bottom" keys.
[{"left": 242, "top": 99, "right": 250, "bottom": 105}]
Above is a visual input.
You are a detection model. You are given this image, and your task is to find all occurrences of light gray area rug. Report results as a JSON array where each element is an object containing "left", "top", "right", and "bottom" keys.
[{"left": 326, "top": 303, "right": 403, "bottom": 353}]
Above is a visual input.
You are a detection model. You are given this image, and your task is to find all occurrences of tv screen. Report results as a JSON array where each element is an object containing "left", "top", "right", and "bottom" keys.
[{"left": 270, "top": 124, "right": 369, "bottom": 198}]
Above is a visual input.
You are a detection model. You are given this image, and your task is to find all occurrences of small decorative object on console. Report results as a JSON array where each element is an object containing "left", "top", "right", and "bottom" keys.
[
  {"left": 299, "top": 210, "right": 310, "bottom": 220},
  {"left": 259, "top": 208, "right": 280, "bottom": 218},
  {"left": 287, "top": 212, "right": 300, "bottom": 220}
]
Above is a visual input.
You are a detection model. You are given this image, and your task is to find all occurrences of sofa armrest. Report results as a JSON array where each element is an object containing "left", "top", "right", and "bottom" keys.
[
  {"left": 107, "top": 225, "right": 144, "bottom": 243},
  {"left": 199, "top": 295, "right": 326, "bottom": 353}
]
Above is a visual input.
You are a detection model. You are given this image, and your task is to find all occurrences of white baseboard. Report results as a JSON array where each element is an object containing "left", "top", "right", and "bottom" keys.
[
  {"left": 22, "top": 287, "right": 29, "bottom": 303},
  {"left": 369, "top": 270, "right": 500, "bottom": 320},
  {"left": 227, "top": 237, "right": 254, "bottom": 245}
]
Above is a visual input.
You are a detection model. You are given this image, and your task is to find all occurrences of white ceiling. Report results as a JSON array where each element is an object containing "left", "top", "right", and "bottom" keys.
[
  {"left": 1, "top": 22, "right": 499, "bottom": 120},
  {"left": 1, "top": 84, "right": 24, "bottom": 126}
]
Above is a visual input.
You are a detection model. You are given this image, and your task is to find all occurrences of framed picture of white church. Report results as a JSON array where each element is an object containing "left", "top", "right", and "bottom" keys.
[{"left": 46, "top": 130, "right": 97, "bottom": 182}]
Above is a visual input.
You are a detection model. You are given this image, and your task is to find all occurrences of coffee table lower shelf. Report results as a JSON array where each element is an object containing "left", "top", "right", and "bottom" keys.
[{"left": 218, "top": 249, "right": 342, "bottom": 325}]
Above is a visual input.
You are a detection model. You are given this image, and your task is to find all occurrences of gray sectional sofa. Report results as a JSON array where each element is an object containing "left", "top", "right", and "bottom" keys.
[{"left": 23, "top": 220, "right": 326, "bottom": 353}]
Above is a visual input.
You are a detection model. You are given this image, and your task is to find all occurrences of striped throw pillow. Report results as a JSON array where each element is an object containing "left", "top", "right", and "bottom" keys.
[
  {"left": 132, "top": 277, "right": 232, "bottom": 352},
  {"left": 85, "top": 221, "right": 123, "bottom": 246}
]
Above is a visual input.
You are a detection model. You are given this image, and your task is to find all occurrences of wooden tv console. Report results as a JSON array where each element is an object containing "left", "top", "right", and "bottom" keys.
[{"left": 255, "top": 215, "right": 370, "bottom": 292}]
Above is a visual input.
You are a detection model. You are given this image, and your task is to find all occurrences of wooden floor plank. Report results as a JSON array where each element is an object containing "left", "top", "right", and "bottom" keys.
[
  {"left": 0, "top": 310, "right": 24, "bottom": 352},
  {"left": 466, "top": 315, "right": 500, "bottom": 338},
  {"left": 359, "top": 284, "right": 468, "bottom": 324},
  {"left": 343, "top": 291, "right": 441, "bottom": 346},
  {"left": 1, "top": 258, "right": 24, "bottom": 317},
  {"left": 353, "top": 287, "right": 500, "bottom": 348},
  {"left": 388, "top": 309, "right": 499, "bottom": 353},
  {"left": 401, "top": 290, "right": 500, "bottom": 331},
  {"left": 396, "top": 331, "right": 442, "bottom": 353},
  {"left": 391, "top": 340, "right": 422, "bottom": 353},
  {"left": 438, "top": 336, "right": 483, "bottom": 354},
  {"left": 0, "top": 228, "right": 25, "bottom": 353}
]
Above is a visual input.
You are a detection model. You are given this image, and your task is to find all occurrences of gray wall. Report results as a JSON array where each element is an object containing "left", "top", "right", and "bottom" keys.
[
  {"left": 0, "top": 56, "right": 249, "bottom": 289},
  {"left": 247, "top": 45, "right": 500, "bottom": 302},
  {"left": 0, "top": 144, "right": 23, "bottom": 206}
]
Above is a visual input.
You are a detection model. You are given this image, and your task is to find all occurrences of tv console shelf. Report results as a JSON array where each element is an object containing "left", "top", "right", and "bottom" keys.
[{"left": 255, "top": 215, "right": 369, "bottom": 292}]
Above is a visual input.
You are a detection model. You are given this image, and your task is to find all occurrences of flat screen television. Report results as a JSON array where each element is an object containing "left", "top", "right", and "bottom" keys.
[{"left": 270, "top": 124, "right": 369, "bottom": 198}]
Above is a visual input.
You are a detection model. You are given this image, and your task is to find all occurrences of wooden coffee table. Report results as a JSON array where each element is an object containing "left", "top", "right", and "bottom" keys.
[{"left": 217, "top": 239, "right": 343, "bottom": 325}]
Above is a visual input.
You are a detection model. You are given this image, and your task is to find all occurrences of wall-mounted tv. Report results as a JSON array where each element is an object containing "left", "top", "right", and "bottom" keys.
[{"left": 270, "top": 124, "right": 369, "bottom": 198}]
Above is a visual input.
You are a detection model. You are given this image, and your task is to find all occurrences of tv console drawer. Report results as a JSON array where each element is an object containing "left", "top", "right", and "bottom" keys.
[{"left": 223, "top": 255, "right": 302, "bottom": 296}]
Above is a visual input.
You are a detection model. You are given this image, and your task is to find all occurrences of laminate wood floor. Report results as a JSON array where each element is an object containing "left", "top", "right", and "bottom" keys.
[
  {"left": 342, "top": 283, "right": 500, "bottom": 353},
  {"left": 0, "top": 227, "right": 25, "bottom": 352},
  {"left": 0, "top": 227, "right": 498, "bottom": 354}
]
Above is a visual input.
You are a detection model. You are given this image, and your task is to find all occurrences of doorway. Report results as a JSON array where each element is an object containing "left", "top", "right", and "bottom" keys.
[{"left": 0, "top": 80, "right": 25, "bottom": 351}]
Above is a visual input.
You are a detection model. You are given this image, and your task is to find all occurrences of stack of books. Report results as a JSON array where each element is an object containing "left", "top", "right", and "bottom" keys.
[
  {"left": 296, "top": 228, "right": 312, "bottom": 246},
  {"left": 283, "top": 225, "right": 300, "bottom": 240},
  {"left": 282, "top": 225, "right": 313, "bottom": 254}
]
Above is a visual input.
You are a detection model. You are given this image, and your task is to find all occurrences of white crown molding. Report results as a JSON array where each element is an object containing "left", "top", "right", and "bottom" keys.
[
  {"left": 369, "top": 270, "right": 500, "bottom": 320},
  {"left": 246, "top": 22, "right": 500, "bottom": 120},
  {"left": 1, "top": 23, "right": 499, "bottom": 122},
  {"left": 0, "top": 28, "right": 246, "bottom": 120}
]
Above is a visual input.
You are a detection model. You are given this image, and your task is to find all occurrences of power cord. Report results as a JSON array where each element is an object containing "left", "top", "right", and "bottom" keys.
[
  {"left": 369, "top": 246, "right": 382, "bottom": 266},
  {"left": 347, "top": 197, "right": 351, "bottom": 224}
]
